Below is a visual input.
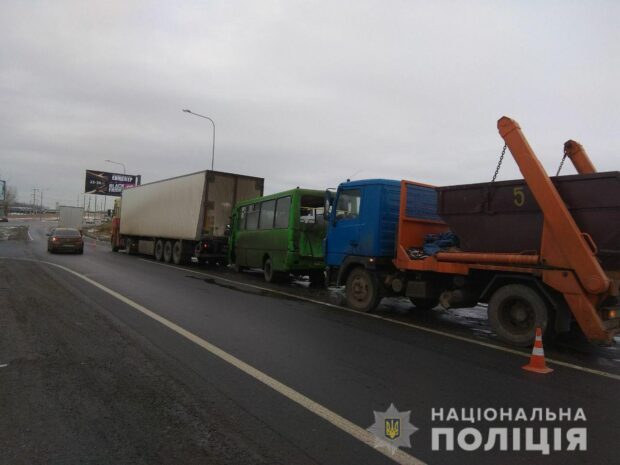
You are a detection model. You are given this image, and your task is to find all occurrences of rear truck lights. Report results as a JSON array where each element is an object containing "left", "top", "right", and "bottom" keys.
[{"left": 602, "top": 308, "right": 618, "bottom": 320}]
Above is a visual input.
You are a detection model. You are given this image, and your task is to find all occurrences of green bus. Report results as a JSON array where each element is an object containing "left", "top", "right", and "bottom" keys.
[{"left": 228, "top": 188, "right": 326, "bottom": 284}]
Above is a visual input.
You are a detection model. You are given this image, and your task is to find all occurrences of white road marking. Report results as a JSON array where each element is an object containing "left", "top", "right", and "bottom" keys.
[
  {"left": 27, "top": 229, "right": 33, "bottom": 241},
  {"left": 0, "top": 363, "right": 8, "bottom": 368},
  {"left": 142, "top": 259, "right": 620, "bottom": 382},
  {"left": 7, "top": 258, "right": 425, "bottom": 465}
]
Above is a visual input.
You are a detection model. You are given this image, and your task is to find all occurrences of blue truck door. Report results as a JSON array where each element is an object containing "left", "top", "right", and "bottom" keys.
[{"left": 325, "top": 188, "right": 363, "bottom": 265}]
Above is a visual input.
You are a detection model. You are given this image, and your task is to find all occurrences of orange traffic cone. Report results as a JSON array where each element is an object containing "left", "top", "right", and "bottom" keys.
[{"left": 522, "top": 327, "right": 553, "bottom": 374}]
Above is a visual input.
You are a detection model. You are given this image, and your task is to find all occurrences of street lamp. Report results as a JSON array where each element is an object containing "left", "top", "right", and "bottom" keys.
[
  {"left": 105, "top": 159, "right": 126, "bottom": 174},
  {"left": 182, "top": 109, "right": 216, "bottom": 171}
]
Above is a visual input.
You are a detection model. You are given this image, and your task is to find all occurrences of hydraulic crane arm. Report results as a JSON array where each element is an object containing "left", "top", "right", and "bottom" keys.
[
  {"left": 563, "top": 140, "right": 596, "bottom": 174},
  {"left": 498, "top": 117, "right": 613, "bottom": 343},
  {"left": 497, "top": 117, "right": 609, "bottom": 295}
]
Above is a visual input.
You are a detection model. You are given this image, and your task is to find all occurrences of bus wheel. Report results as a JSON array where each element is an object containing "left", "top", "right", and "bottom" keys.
[
  {"left": 154, "top": 240, "right": 164, "bottom": 261},
  {"left": 163, "top": 241, "right": 173, "bottom": 263},
  {"left": 345, "top": 267, "right": 381, "bottom": 312},
  {"left": 264, "top": 258, "right": 282, "bottom": 283},
  {"left": 488, "top": 284, "right": 548, "bottom": 347}
]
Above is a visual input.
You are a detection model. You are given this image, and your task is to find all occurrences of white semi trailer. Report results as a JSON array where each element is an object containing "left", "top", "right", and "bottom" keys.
[
  {"left": 58, "top": 206, "right": 85, "bottom": 230},
  {"left": 111, "top": 170, "right": 264, "bottom": 265}
]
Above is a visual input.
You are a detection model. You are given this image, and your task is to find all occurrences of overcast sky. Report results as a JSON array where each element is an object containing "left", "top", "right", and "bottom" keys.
[{"left": 1, "top": 0, "right": 618, "bottom": 207}]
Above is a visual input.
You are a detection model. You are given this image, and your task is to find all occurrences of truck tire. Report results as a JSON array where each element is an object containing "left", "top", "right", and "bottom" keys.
[
  {"left": 345, "top": 267, "right": 381, "bottom": 312},
  {"left": 163, "top": 241, "right": 173, "bottom": 263},
  {"left": 172, "top": 240, "right": 186, "bottom": 265},
  {"left": 154, "top": 240, "right": 164, "bottom": 261},
  {"left": 488, "top": 284, "right": 549, "bottom": 347}
]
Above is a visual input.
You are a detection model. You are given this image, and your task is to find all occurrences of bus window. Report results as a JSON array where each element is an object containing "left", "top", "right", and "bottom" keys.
[
  {"left": 246, "top": 204, "right": 259, "bottom": 230},
  {"left": 239, "top": 206, "right": 247, "bottom": 230},
  {"left": 259, "top": 199, "right": 276, "bottom": 229},
  {"left": 335, "top": 189, "right": 361, "bottom": 220},
  {"left": 300, "top": 195, "right": 324, "bottom": 224},
  {"left": 275, "top": 196, "right": 291, "bottom": 229}
]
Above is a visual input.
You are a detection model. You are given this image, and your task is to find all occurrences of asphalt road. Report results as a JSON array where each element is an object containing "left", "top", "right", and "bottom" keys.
[{"left": 1, "top": 219, "right": 619, "bottom": 465}]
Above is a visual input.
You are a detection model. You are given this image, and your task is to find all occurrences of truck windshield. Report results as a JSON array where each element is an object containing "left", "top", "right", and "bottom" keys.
[{"left": 335, "top": 189, "right": 361, "bottom": 220}]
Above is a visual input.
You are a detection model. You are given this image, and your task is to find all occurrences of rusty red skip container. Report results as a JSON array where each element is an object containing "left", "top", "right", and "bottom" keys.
[{"left": 436, "top": 171, "right": 620, "bottom": 270}]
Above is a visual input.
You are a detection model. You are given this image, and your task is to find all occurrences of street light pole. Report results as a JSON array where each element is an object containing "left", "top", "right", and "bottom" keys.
[
  {"left": 105, "top": 159, "right": 126, "bottom": 174},
  {"left": 182, "top": 109, "right": 216, "bottom": 171}
]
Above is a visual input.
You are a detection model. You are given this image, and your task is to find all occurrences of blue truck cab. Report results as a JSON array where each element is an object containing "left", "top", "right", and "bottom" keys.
[
  {"left": 325, "top": 178, "right": 443, "bottom": 312},
  {"left": 324, "top": 179, "right": 401, "bottom": 299}
]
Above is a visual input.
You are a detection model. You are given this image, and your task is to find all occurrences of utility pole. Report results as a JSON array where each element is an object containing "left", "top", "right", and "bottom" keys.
[{"left": 32, "top": 188, "right": 39, "bottom": 215}]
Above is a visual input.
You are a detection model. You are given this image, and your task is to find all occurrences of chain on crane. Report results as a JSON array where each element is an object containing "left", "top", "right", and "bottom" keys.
[
  {"left": 491, "top": 144, "right": 508, "bottom": 183},
  {"left": 555, "top": 149, "right": 568, "bottom": 176}
]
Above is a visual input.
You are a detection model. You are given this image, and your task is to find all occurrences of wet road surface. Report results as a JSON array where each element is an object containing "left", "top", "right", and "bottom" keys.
[{"left": 1, "top": 219, "right": 619, "bottom": 465}]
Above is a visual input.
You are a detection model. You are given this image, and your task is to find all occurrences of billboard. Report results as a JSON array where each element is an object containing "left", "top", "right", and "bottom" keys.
[
  {"left": 0, "top": 180, "right": 5, "bottom": 202},
  {"left": 85, "top": 170, "right": 141, "bottom": 197}
]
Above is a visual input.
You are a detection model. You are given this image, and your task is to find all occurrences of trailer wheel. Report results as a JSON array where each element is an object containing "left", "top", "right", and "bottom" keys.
[
  {"left": 172, "top": 241, "right": 187, "bottom": 265},
  {"left": 163, "top": 241, "right": 173, "bottom": 263},
  {"left": 154, "top": 240, "right": 164, "bottom": 261},
  {"left": 345, "top": 267, "right": 381, "bottom": 312},
  {"left": 125, "top": 238, "right": 134, "bottom": 255},
  {"left": 488, "top": 284, "right": 548, "bottom": 346}
]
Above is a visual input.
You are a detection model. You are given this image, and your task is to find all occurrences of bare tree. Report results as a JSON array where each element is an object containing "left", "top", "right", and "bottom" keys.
[{"left": 3, "top": 185, "right": 17, "bottom": 216}]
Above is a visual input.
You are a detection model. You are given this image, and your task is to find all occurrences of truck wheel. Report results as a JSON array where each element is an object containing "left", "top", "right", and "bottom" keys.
[
  {"left": 163, "top": 241, "right": 173, "bottom": 263},
  {"left": 172, "top": 240, "right": 185, "bottom": 265},
  {"left": 409, "top": 298, "right": 438, "bottom": 310},
  {"left": 346, "top": 267, "right": 381, "bottom": 312},
  {"left": 488, "top": 284, "right": 549, "bottom": 347},
  {"left": 154, "top": 240, "right": 164, "bottom": 261}
]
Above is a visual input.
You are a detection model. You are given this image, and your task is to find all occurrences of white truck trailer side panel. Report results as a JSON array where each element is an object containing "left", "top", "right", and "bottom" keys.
[
  {"left": 120, "top": 172, "right": 206, "bottom": 240},
  {"left": 58, "top": 206, "right": 84, "bottom": 230}
]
